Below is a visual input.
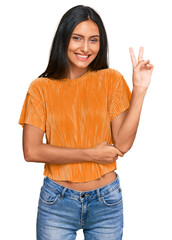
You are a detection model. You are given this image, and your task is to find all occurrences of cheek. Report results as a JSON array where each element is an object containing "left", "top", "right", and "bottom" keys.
[
  {"left": 93, "top": 42, "right": 100, "bottom": 54},
  {"left": 68, "top": 41, "right": 80, "bottom": 52},
  {"left": 93, "top": 46, "right": 100, "bottom": 56},
  {"left": 67, "top": 43, "right": 76, "bottom": 60}
]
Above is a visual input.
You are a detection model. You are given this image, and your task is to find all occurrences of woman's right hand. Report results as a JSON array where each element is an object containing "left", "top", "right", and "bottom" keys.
[{"left": 90, "top": 141, "right": 124, "bottom": 164}]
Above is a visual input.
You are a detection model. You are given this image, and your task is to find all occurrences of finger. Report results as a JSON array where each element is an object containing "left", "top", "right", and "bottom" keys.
[
  {"left": 145, "top": 61, "right": 153, "bottom": 68},
  {"left": 141, "top": 60, "right": 153, "bottom": 70},
  {"left": 146, "top": 64, "right": 154, "bottom": 72},
  {"left": 116, "top": 149, "right": 124, "bottom": 157},
  {"left": 118, "top": 152, "right": 124, "bottom": 157},
  {"left": 144, "top": 60, "right": 151, "bottom": 67},
  {"left": 129, "top": 47, "right": 137, "bottom": 68},
  {"left": 138, "top": 46, "right": 144, "bottom": 62},
  {"left": 149, "top": 64, "right": 154, "bottom": 70},
  {"left": 145, "top": 59, "right": 150, "bottom": 63},
  {"left": 134, "top": 59, "right": 149, "bottom": 71}
]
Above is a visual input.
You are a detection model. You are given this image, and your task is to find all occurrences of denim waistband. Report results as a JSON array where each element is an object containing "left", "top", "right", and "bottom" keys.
[{"left": 42, "top": 172, "right": 121, "bottom": 201}]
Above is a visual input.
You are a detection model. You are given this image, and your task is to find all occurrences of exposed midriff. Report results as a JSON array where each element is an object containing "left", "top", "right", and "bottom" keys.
[{"left": 52, "top": 170, "right": 117, "bottom": 191}]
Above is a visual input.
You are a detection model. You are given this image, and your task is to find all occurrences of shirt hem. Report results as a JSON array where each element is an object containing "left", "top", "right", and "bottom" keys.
[{"left": 43, "top": 164, "right": 117, "bottom": 183}]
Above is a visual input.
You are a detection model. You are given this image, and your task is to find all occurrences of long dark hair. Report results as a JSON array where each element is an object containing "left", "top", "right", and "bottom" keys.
[{"left": 38, "top": 5, "right": 109, "bottom": 80}]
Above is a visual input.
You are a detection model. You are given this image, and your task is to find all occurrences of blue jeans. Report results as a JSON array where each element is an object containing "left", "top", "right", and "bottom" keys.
[{"left": 36, "top": 172, "right": 123, "bottom": 240}]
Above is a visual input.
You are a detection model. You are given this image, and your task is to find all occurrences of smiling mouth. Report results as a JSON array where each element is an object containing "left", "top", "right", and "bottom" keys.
[{"left": 75, "top": 53, "right": 91, "bottom": 60}]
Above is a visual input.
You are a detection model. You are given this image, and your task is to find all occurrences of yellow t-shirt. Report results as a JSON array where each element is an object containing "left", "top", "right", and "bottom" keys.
[{"left": 18, "top": 68, "right": 131, "bottom": 182}]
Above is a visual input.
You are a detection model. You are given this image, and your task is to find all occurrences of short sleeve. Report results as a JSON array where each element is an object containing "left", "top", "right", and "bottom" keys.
[
  {"left": 18, "top": 79, "right": 46, "bottom": 132},
  {"left": 109, "top": 73, "right": 131, "bottom": 121}
]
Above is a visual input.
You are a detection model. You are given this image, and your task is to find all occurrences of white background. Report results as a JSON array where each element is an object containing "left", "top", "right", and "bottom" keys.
[{"left": 1, "top": 0, "right": 172, "bottom": 239}]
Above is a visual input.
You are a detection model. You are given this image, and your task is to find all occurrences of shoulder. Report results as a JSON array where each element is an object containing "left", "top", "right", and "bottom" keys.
[
  {"left": 29, "top": 77, "right": 48, "bottom": 88},
  {"left": 90, "top": 69, "right": 123, "bottom": 87},
  {"left": 91, "top": 68, "right": 123, "bottom": 79},
  {"left": 27, "top": 77, "right": 49, "bottom": 97}
]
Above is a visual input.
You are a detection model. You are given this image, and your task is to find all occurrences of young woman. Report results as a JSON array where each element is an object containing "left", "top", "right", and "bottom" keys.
[{"left": 18, "top": 5, "right": 154, "bottom": 240}]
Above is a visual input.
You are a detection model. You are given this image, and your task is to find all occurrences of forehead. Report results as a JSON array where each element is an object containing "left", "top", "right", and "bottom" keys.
[{"left": 72, "top": 19, "right": 99, "bottom": 36}]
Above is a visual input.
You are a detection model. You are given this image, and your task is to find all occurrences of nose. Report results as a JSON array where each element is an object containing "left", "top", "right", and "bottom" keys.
[{"left": 80, "top": 40, "right": 89, "bottom": 53}]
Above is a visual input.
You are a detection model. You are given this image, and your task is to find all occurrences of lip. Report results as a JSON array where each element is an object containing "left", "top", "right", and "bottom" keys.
[{"left": 75, "top": 53, "right": 91, "bottom": 61}]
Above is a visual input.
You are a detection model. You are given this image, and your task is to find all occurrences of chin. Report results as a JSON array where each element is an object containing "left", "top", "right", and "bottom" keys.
[
  {"left": 72, "top": 61, "right": 90, "bottom": 69},
  {"left": 76, "top": 64, "right": 90, "bottom": 69}
]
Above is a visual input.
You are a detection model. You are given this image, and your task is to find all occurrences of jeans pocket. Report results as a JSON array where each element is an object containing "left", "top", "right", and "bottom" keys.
[
  {"left": 39, "top": 184, "right": 61, "bottom": 205},
  {"left": 101, "top": 186, "right": 123, "bottom": 207}
]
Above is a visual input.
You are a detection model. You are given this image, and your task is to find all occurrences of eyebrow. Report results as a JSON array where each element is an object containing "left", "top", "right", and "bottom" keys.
[{"left": 72, "top": 33, "right": 100, "bottom": 38}]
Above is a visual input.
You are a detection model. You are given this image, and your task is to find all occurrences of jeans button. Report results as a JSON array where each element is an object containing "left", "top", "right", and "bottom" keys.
[{"left": 81, "top": 194, "right": 85, "bottom": 198}]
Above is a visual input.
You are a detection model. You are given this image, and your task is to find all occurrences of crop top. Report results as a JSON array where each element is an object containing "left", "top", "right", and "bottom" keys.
[{"left": 18, "top": 68, "right": 131, "bottom": 182}]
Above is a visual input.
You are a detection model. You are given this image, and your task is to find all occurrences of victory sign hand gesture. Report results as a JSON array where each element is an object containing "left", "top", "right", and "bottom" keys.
[{"left": 129, "top": 47, "right": 154, "bottom": 92}]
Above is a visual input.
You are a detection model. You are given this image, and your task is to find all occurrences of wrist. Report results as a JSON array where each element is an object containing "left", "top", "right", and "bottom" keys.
[
  {"left": 132, "top": 85, "right": 147, "bottom": 96},
  {"left": 83, "top": 147, "right": 94, "bottom": 162}
]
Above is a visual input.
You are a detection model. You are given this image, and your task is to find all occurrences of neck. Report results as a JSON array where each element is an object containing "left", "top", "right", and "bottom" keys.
[{"left": 67, "top": 67, "right": 88, "bottom": 80}]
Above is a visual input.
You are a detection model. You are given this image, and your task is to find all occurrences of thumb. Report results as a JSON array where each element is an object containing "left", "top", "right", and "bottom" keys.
[
  {"left": 134, "top": 60, "right": 149, "bottom": 71},
  {"left": 116, "top": 148, "right": 124, "bottom": 157}
]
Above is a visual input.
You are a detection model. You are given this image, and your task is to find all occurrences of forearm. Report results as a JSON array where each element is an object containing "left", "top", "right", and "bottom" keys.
[
  {"left": 115, "top": 87, "right": 147, "bottom": 153},
  {"left": 25, "top": 143, "right": 92, "bottom": 164}
]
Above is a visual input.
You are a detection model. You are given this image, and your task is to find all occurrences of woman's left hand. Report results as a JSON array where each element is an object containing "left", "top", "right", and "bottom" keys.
[{"left": 129, "top": 46, "right": 154, "bottom": 92}]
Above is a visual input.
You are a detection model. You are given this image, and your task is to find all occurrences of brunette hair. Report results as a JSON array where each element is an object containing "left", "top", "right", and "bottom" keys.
[{"left": 38, "top": 5, "right": 109, "bottom": 79}]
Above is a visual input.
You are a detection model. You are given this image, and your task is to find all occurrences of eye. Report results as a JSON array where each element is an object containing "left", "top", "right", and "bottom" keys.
[
  {"left": 90, "top": 38, "right": 99, "bottom": 43},
  {"left": 72, "top": 36, "right": 81, "bottom": 41}
]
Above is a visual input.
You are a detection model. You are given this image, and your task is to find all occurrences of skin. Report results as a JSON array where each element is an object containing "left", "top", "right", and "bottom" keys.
[
  {"left": 111, "top": 47, "right": 154, "bottom": 154},
  {"left": 129, "top": 46, "right": 153, "bottom": 90},
  {"left": 22, "top": 20, "right": 154, "bottom": 191},
  {"left": 67, "top": 19, "right": 100, "bottom": 79}
]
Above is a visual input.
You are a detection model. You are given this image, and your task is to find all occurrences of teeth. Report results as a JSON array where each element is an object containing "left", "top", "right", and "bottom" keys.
[{"left": 76, "top": 54, "right": 89, "bottom": 58}]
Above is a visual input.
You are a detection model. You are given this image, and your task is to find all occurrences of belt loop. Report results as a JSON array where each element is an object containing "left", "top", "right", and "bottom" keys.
[
  {"left": 96, "top": 188, "right": 102, "bottom": 201},
  {"left": 61, "top": 187, "right": 68, "bottom": 199}
]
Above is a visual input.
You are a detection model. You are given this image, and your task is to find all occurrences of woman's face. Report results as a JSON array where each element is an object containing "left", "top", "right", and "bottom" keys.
[{"left": 67, "top": 19, "right": 100, "bottom": 74}]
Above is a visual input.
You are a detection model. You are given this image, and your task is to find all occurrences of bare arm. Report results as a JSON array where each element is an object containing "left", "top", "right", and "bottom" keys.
[
  {"left": 22, "top": 124, "right": 123, "bottom": 164},
  {"left": 22, "top": 124, "right": 92, "bottom": 164},
  {"left": 111, "top": 88, "right": 146, "bottom": 154},
  {"left": 111, "top": 46, "right": 154, "bottom": 154}
]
